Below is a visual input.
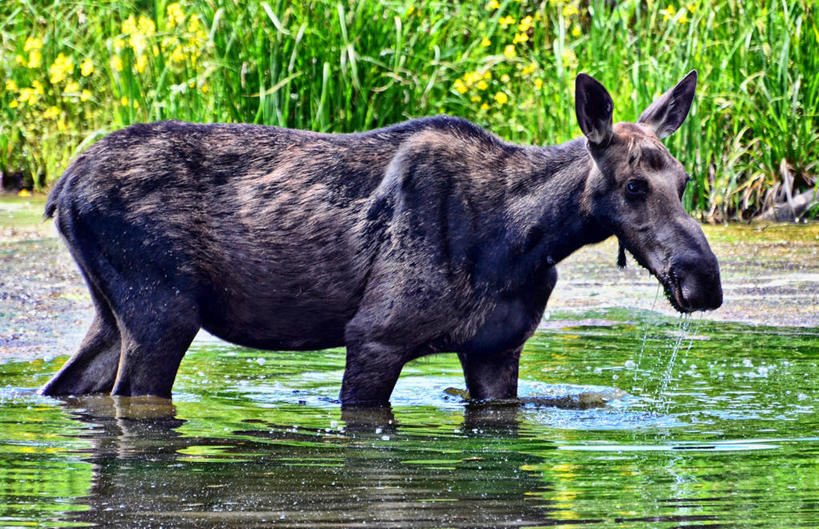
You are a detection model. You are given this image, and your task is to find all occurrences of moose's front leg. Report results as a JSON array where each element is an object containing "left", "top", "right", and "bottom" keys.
[
  {"left": 456, "top": 268, "right": 558, "bottom": 402},
  {"left": 340, "top": 338, "right": 408, "bottom": 407},
  {"left": 457, "top": 346, "right": 522, "bottom": 401}
]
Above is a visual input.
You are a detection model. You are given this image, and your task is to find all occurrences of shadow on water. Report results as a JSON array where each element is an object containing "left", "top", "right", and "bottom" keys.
[{"left": 0, "top": 309, "right": 817, "bottom": 528}]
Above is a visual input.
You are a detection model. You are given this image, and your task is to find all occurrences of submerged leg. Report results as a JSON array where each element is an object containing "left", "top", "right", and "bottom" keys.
[
  {"left": 111, "top": 295, "right": 200, "bottom": 398},
  {"left": 340, "top": 338, "right": 407, "bottom": 407},
  {"left": 457, "top": 346, "right": 522, "bottom": 401},
  {"left": 42, "top": 283, "right": 121, "bottom": 396}
]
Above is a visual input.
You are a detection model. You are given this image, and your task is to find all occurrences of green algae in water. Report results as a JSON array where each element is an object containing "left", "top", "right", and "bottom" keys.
[{"left": 0, "top": 310, "right": 817, "bottom": 528}]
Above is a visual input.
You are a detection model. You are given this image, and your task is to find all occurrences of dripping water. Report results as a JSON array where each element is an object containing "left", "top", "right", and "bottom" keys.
[
  {"left": 636, "top": 283, "right": 663, "bottom": 368},
  {"left": 658, "top": 312, "right": 693, "bottom": 412}
]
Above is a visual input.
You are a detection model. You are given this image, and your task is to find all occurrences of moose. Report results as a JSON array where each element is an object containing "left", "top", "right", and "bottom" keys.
[{"left": 42, "top": 71, "right": 722, "bottom": 405}]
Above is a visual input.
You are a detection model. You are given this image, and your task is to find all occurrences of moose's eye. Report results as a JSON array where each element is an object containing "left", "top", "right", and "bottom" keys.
[{"left": 625, "top": 179, "right": 648, "bottom": 198}]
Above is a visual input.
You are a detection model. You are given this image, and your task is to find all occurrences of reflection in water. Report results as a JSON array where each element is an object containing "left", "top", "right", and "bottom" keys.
[{"left": 59, "top": 397, "right": 567, "bottom": 528}]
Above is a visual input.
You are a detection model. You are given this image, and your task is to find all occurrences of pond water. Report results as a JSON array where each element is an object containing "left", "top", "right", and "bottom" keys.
[{"left": 1, "top": 309, "right": 816, "bottom": 528}]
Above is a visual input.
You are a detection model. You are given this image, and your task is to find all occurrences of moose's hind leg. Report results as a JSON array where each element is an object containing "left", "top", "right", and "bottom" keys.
[
  {"left": 41, "top": 285, "right": 121, "bottom": 396},
  {"left": 110, "top": 292, "right": 201, "bottom": 398}
]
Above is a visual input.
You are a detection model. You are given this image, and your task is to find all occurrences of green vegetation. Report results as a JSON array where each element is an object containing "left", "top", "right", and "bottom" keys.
[{"left": 1, "top": 0, "right": 817, "bottom": 220}]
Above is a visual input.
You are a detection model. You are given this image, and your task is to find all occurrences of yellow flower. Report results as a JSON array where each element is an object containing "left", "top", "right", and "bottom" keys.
[
  {"left": 80, "top": 89, "right": 92, "bottom": 101},
  {"left": 80, "top": 58, "right": 94, "bottom": 77},
  {"left": 17, "top": 189, "right": 31, "bottom": 197},
  {"left": 480, "top": 37, "right": 492, "bottom": 47},
  {"left": 480, "top": 102, "right": 490, "bottom": 111},
  {"left": 187, "top": 15, "right": 202, "bottom": 34},
  {"left": 117, "top": 14, "right": 155, "bottom": 54},
  {"left": 43, "top": 105, "right": 60, "bottom": 119},
  {"left": 23, "top": 37, "right": 42, "bottom": 52},
  {"left": 166, "top": 3, "right": 186, "bottom": 28},
  {"left": 687, "top": 2, "right": 697, "bottom": 12},
  {"left": 18, "top": 88, "right": 38, "bottom": 106},
  {"left": 534, "top": 77, "right": 543, "bottom": 89},
  {"left": 571, "top": 25, "right": 582, "bottom": 37},
  {"left": 501, "top": 73, "right": 511, "bottom": 83},
  {"left": 135, "top": 54, "right": 148, "bottom": 74},
  {"left": 120, "top": 96, "right": 129, "bottom": 106},
  {"left": 493, "top": 91, "right": 508, "bottom": 105},
  {"left": 464, "top": 71, "right": 482, "bottom": 86},
  {"left": 138, "top": 14, "right": 156, "bottom": 36},
  {"left": 499, "top": 16, "right": 516, "bottom": 27},
  {"left": 64, "top": 81, "right": 80, "bottom": 93},
  {"left": 476, "top": 80, "right": 489, "bottom": 91},
  {"left": 27, "top": 49, "right": 42, "bottom": 69},
  {"left": 5, "top": 79, "right": 17, "bottom": 91},
  {"left": 49, "top": 53, "right": 74, "bottom": 84},
  {"left": 122, "top": 14, "right": 137, "bottom": 35},
  {"left": 111, "top": 55, "right": 123, "bottom": 72},
  {"left": 453, "top": 78, "right": 468, "bottom": 94},
  {"left": 661, "top": 4, "right": 689, "bottom": 23},
  {"left": 483, "top": 71, "right": 492, "bottom": 79},
  {"left": 487, "top": 0, "right": 500, "bottom": 9},
  {"left": 170, "top": 46, "right": 186, "bottom": 64},
  {"left": 15, "top": 55, "right": 25, "bottom": 65},
  {"left": 201, "top": 83, "right": 210, "bottom": 94},
  {"left": 471, "top": 95, "right": 481, "bottom": 103},
  {"left": 513, "top": 32, "right": 528, "bottom": 44},
  {"left": 32, "top": 80, "right": 44, "bottom": 95},
  {"left": 113, "top": 38, "right": 125, "bottom": 53},
  {"left": 521, "top": 62, "right": 537, "bottom": 75},
  {"left": 503, "top": 44, "right": 516, "bottom": 58},
  {"left": 563, "top": 5, "right": 580, "bottom": 17},
  {"left": 518, "top": 16, "right": 533, "bottom": 32},
  {"left": 9, "top": 99, "right": 19, "bottom": 109}
]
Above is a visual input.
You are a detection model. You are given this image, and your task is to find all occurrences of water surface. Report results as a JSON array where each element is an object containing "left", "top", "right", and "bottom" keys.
[{"left": 1, "top": 309, "right": 816, "bottom": 528}]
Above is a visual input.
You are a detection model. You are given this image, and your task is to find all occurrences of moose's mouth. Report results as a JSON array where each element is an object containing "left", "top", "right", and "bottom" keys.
[
  {"left": 659, "top": 268, "right": 695, "bottom": 314},
  {"left": 619, "top": 240, "right": 717, "bottom": 314}
]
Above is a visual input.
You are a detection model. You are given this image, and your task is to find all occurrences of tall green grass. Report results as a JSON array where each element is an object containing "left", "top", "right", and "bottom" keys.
[{"left": 1, "top": 0, "right": 817, "bottom": 221}]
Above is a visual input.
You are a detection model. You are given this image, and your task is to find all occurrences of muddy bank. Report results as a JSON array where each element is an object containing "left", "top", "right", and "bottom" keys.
[{"left": 1, "top": 197, "right": 817, "bottom": 363}]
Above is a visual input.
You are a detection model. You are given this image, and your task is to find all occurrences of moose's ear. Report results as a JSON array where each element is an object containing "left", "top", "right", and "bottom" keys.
[
  {"left": 638, "top": 70, "right": 697, "bottom": 139},
  {"left": 575, "top": 73, "right": 614, "bottom": 147}
]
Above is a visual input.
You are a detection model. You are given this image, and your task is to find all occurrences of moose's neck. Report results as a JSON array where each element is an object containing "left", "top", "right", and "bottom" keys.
[
  {"left": 473, "top": 137, "right": 611, "bottom": 288},
  {"left": 521, "top": 138, "right": 611, "bottom": 259}
]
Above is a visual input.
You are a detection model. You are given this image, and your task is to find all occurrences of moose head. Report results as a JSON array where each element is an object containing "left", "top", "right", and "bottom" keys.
[{"left": 576, "top": 71, "right": 723, "bottom": 312}]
